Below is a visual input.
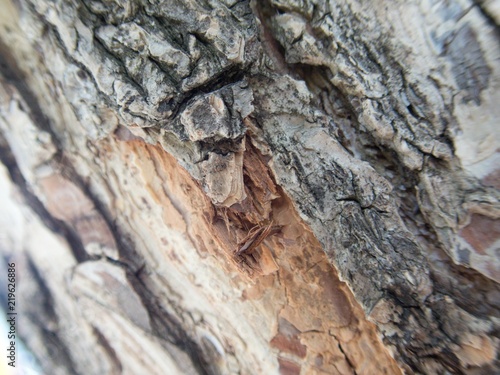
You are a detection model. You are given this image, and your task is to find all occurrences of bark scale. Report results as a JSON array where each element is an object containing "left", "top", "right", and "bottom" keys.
[{"left": 0, "top": 0, "right": 499, "bottom": 374}]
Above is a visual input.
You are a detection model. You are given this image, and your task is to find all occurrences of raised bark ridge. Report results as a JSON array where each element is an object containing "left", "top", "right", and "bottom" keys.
[{"left": 0, "top": 0, "right": 499, "bottom": 374}]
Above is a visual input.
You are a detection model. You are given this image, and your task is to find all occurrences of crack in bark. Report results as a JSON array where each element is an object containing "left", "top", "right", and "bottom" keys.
[
  {"left": 1, "top": 0, "right": 499, "bottom": 373},
  {"left": 91, "top": 327, "right": 123, "bottom": 375},
  {"left": 122, "top": 268, "right": 211, "bottom": 375},
  {"left": 0, "top": 132, "right": 89, "bottom": 263},
  {"left": 23, "top": 256, "right": 80, "bottom": 375}
]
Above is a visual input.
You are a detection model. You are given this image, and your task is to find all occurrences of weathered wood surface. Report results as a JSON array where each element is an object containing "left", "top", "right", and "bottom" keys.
[{"left": 0, "top": 0, "right": 499, "bottom": 374}]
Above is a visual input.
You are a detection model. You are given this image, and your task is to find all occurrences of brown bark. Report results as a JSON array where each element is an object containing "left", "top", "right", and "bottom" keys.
[{"left": 0, "top": 0, "right": 499, "bottom": 374}]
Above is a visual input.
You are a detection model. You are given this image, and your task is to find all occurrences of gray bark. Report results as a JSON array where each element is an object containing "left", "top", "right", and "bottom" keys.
[{"left": 0, "top": 0, "right": 499, "bottom": 374}]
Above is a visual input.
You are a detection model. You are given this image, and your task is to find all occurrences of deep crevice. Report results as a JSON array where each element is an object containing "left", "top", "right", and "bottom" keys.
[
  {"left": 21, "top": 256, "right": 80, "bottom": 375},
  {"left": 124, "top": 269, "right": 211, "bottom": 375},
  {"left": 168, "top": 63, "right": 248, "bottom": 121},
  {"left": 0, "top": 133, "right": 88, "bottom": 263},
  {"left": 92, "top": 327, "right": 123, "bottom": 373}
]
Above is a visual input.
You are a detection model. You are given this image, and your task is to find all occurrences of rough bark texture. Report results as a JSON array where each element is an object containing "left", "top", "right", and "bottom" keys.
[{"left": 0, "top": 0, "right": 499, "bottom": 374}]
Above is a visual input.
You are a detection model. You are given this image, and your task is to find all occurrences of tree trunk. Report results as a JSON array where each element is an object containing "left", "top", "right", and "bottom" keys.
[{"left": 0, "top": 0, "right": 499, "bottom": 374}]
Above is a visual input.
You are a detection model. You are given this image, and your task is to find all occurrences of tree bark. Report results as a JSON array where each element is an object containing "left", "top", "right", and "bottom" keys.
[{"left": 0, "top": 0, "right": 499, "bottom": 374}]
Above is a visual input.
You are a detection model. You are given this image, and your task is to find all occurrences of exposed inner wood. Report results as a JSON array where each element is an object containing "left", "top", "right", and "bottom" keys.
[
  {"left": 112, "top": 129, "right": 402, "bottom": 374},
  {"left": 0, "top": 0, "right": 498, "bottom": 373}
]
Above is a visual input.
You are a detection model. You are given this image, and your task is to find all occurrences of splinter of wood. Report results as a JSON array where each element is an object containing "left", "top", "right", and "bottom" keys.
[{"left": 235, "top": 221, "right": 282, "bottom": 256}]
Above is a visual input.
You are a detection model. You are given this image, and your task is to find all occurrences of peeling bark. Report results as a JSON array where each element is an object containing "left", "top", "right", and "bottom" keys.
[{"left": 0, "top": 0, "right": 499, "bottom": 374}]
